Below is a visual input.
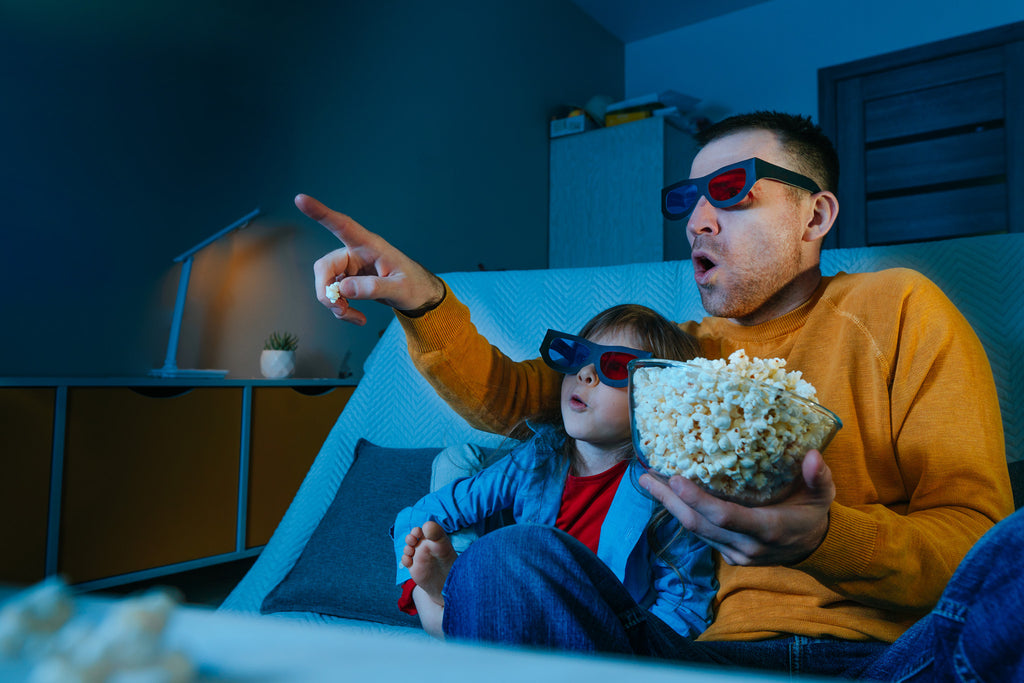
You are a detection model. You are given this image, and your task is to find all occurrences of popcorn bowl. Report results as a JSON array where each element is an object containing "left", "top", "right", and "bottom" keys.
[{"left": 628, "top": 358, "right": 842, "bottom": 506}]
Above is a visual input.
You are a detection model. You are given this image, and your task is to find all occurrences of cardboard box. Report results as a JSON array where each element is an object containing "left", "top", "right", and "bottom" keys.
[{"left": 550, "top": 113, "right": 596, "bottom": 138}]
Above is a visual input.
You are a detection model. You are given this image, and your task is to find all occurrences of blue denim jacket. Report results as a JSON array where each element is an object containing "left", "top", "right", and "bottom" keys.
[{"left": 392, "top": 425, "right": 718, "bottom": 639}]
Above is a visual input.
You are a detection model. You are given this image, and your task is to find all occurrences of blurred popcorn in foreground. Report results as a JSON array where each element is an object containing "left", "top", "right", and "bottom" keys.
[{"left": 0, "top": 578, "right": 195, "bottom": 683}]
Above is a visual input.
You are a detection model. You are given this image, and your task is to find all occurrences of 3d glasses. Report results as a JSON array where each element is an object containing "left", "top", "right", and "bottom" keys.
[
  {"left": 661, "top": 157, "right": 822, "bottom": 220},
  {"left": 539, "top": 329, "right": 651, "bottom": 388}
]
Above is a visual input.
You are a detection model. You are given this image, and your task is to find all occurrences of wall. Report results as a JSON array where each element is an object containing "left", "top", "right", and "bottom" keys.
[
  {"left": 0, "top": 0, "right": 622, "bottom": 378},
  {"left": 626, "top": 0, "right": 1024, "bottom": 122}
]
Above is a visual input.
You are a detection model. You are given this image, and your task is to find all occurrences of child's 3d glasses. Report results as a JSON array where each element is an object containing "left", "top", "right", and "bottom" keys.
[
  {"left": 540, "top": 330, "right": 651, "bottom": 388},
  {"left": 661, "top": 157, "right": 821, "bottom": 220}
]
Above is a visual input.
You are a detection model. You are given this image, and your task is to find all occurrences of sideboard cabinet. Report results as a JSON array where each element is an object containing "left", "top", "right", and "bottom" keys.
[
  {"left": 549, "top": 116, "right": 698, "bottom": 268},
  {"left": 0, "top": 378, "right": 355, "bottom": 590}
]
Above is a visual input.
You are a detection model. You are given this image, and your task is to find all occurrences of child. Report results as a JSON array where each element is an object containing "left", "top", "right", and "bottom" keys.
[{"left": 392, "top": 304, "right": 717, "bottom": 640}]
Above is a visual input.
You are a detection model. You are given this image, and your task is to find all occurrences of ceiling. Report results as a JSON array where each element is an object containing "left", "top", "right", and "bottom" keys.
[{"left": 569, "top": 0, "right": 773, "bottom": 42}]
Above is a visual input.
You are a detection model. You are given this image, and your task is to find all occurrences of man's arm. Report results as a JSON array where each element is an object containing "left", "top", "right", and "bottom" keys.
[
  {"left": 395, "top": 283, "right": 561, "bottom": 434},
  {"left": 302, "top": 193, "right": 446, "bottom": 325},
  {"left": 303, "top": 193, "right": 560, "bottom": 432}
]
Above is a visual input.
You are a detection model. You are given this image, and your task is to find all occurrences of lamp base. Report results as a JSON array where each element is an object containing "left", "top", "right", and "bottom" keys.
[{"left": 148, "top": 367, "right": 228, "bottom": 379}]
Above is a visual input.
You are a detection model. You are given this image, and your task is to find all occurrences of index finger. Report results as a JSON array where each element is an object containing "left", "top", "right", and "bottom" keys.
[{"left": 295, "top": 193, "right": 373, "bottom": 247}]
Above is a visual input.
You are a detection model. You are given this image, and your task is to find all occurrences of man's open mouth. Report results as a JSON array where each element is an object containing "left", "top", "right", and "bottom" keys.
[{"left": 692, "top": 250, "right": 717, "bottom": 282}]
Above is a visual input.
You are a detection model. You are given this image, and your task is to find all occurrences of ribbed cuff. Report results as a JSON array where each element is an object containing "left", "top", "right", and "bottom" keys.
[
  {"left": 795, "top": 502, "right": 878, "bottom": 580},
  {"left": 395, "top": 280, "right": 474, "bottom": 353},
  {"left": 394, "top": 275, "right": 447, "bottom": 318}
]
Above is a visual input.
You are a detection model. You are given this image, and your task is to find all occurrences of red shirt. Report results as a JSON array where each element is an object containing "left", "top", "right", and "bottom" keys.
[
  {"left": 555, "top": 459, "right": 629, "bottom": 554},
  {"left": 399, "top": 459, "right": 630, "bottom": 614}
]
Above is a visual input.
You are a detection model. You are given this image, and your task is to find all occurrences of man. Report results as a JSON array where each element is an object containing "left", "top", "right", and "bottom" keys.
[{"left": 305, "top": 112, "right": 1017, "bottom": 679}]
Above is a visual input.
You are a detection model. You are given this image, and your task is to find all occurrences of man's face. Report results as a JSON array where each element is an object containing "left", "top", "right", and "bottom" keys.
[{"left": 685, "top": 130, "right": 817, "bottom": 325}]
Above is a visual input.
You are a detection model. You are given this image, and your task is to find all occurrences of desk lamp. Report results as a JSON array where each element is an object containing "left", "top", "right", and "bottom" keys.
[{"left": 150, "top": 208, "right": 261, "bottom": 378}]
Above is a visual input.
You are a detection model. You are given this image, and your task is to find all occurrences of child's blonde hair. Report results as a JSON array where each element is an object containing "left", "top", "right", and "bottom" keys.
[{"left": 576, "top": 303, "right": 701, "bottom": 364}]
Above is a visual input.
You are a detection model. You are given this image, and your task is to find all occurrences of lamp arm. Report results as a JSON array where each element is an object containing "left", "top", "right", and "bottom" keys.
[
  {"left": 173, "top": 207, "right": 261, "bottom": 263},
  {"left": 158, "top": 254, "right": 194, "bottom": 373}
]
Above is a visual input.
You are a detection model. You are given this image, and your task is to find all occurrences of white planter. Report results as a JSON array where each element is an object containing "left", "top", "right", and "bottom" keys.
[{"left": 260, "top": 350, "right": 295, "bottom": 379}]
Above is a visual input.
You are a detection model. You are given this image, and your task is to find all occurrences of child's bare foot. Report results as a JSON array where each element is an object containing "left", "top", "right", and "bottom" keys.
[{"left": 406, "top": 521, "right": 457, "bottom": 606}]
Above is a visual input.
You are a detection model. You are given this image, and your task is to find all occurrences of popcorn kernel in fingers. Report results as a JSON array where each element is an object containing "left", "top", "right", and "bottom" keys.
[{"left": 325, "top": 282, "right": 342, "bottom": 303}]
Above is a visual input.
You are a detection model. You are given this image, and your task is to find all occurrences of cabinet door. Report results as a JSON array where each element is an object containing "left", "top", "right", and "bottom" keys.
[
  {"left": 0, "top": 388, "right": 54, "bottom": 584},
  {"left": 60, "top": 387, "right": 241, "bottom": 583},
  {"left": 246, "top": 385, "right": 356, "bottom": 548}
]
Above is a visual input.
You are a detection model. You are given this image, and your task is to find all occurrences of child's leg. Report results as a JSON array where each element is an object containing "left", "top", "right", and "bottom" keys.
[
  {"left": 411, "top": 585, "right": 445, "bottom": 639},
  {"left": 401, "top": 521, "right": 459, "bottom": 639}
]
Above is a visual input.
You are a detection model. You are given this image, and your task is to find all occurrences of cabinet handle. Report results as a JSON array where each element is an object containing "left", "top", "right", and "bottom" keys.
[{"left": 128, "top": 386, "right": 195, "bottom": 398}]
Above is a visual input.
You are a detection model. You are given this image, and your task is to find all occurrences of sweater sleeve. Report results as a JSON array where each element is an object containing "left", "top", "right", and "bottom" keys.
[
  {"left": 795, "top": 272, "right": 1014, "bottom": 612},
  {"left": 396, "top": 280, "right": 562, "bottom": 434}
]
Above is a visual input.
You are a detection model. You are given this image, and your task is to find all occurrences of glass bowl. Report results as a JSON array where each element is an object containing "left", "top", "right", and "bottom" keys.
[{"left": 628, "top": 358, "right": 842, "bottom": 506}]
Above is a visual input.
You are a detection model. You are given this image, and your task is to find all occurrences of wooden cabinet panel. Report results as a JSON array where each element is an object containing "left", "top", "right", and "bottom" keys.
[
  {"left": 867, "top": 184, "right": 1006, "bottom": 245},
  {"left": 866, "top": 128, "right": 1005, "bottom": 193},
  {"left": 1, "top": 378, "right": 356, "bottom": 589},
  {"left": 246, "top": 386, "right": 355, "bottom": 548},
  {"left": 0, "top": 388, "right": 54, "bottom": 583},
  {"left": 59, "top": 387, "right": 242, "bottom": 583},
  {"left": 863, "top": 74, "right": 1004, "bottom": 143}
]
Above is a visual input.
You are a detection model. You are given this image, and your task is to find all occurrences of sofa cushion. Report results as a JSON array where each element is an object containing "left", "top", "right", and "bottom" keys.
[{"left": 259, "top": 439, "right": 439, "bottom": 627}]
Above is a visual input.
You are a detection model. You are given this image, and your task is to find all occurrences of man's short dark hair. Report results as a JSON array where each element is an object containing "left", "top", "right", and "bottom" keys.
[{"left": 695, "top": 111, "right": 840, "bottom": 194}]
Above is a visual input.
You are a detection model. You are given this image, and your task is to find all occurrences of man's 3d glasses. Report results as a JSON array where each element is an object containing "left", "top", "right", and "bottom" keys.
[{"left": 661, "top": 156, "right": 821, "bottom": 220}]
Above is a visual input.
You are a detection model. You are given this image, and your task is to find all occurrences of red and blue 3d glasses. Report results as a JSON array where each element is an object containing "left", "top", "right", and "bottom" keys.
[
  {"left": 661, "top": 157, "right": 822, "bottom": 220},
  {"left": 540, "top": 329, "right": 651, "bottom": 388}
]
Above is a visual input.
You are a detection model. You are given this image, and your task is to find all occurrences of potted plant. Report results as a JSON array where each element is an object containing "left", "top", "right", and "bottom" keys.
[{"left": 261, "top": 331, "right": 298, "bottom": 379}]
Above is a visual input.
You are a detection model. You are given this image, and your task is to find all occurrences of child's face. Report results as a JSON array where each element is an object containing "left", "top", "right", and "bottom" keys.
[{"left": 560, "top": 327, "right": 642, "bottom": 450}]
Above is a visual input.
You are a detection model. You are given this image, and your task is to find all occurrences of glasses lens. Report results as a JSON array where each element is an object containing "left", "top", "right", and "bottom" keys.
[
  {"left": 548, "top": 337, "right": 590, "bottom": 370},
  {"left": 708, "top": 168, "right": 749, "bottom": 202},
  {"left": 599, "top": 351, "right": 636, "bottom": 382},
  {"left": 665, "top": 183, "right": 700, "bottom": 216}
]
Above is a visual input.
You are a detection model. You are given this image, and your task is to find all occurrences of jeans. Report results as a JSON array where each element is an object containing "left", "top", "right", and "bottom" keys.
[
  {"left": 441, "top": 510, "right": 1024, "bottom": 681},
  {"left": 858, "top": 509, "right": 1024, "bottom": 682}
]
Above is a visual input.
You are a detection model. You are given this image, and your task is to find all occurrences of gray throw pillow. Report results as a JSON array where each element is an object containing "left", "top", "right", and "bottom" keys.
[{"left": 260, "top": 439, "right": 439, "bottom": 627}]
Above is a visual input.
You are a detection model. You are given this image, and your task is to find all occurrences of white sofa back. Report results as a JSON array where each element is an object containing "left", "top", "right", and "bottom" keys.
[
  {"left": 335, "top": 231, "right": 1023, "bottom": 460},
  {"left": 223, "top": 231, "right": 1023, "bottom": 615}
]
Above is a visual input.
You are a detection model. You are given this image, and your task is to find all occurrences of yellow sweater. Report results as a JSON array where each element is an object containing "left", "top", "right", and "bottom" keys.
[{"left": 397, "top": 268, "right": 1013, "bottom": 643}]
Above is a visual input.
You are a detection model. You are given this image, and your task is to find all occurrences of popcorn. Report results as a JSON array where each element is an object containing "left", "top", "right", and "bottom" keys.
[
  {"left": 631, "top": 350, "right": 840, "bottom": 505},
  {"left": 0, "top": 577, "right": 72, "bottom": 659},
  {"left": 325, "top": 282, "right": 343, "bottom": 303},
  {"left": 0, "top": 578, "right": 195, "bottom": 683}
]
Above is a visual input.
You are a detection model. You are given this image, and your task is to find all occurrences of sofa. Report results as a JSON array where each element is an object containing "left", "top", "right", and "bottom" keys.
[{"left": 221, "top": 231, "right": 1024, "bottom": 645}]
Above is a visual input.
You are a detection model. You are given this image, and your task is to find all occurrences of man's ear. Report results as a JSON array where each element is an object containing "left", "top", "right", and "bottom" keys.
[{"left": 803, "top": 191, "right": 839, "bottom": 243}]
